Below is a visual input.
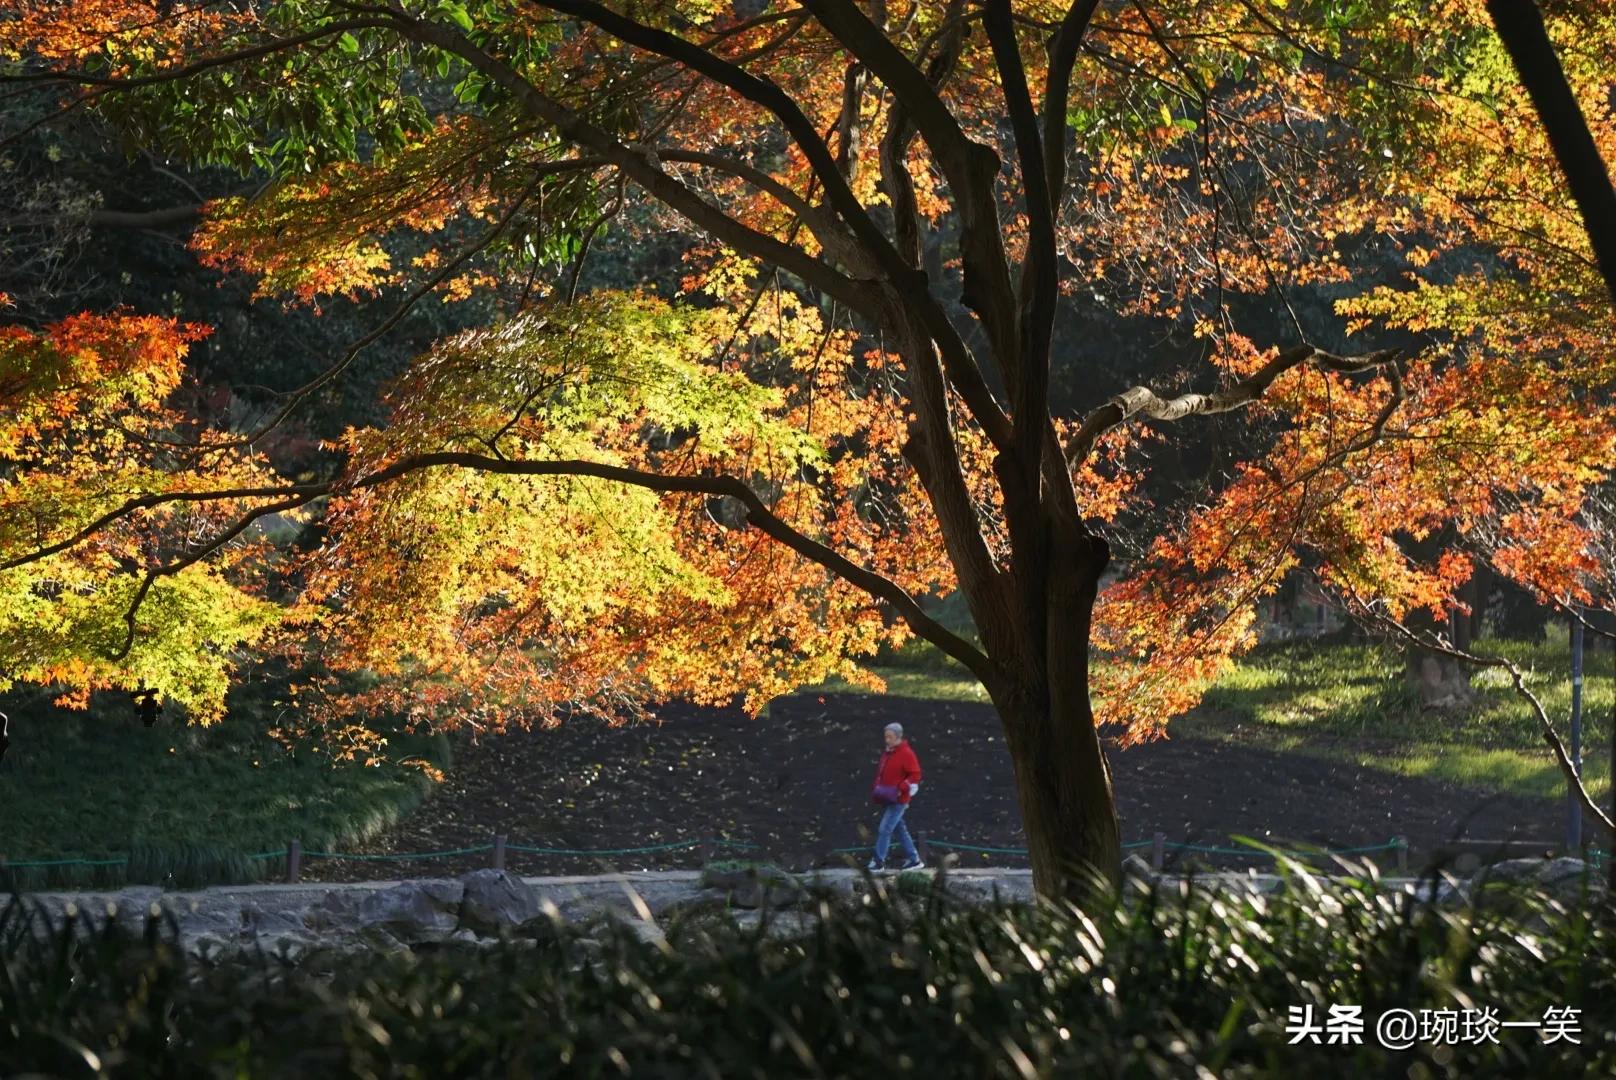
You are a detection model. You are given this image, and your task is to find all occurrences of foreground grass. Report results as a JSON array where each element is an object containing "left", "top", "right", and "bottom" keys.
[
  {"left": 2, "top": 867, "right": 1611, "bottom": 1077},
  {"left": 822, "top": 631, "right": 1612, "bottom": 803},
  {"left": 0, "top": 684, "right": 450, "bottom": 891}
]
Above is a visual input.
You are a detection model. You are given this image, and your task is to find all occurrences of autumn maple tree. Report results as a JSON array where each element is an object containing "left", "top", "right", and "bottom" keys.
[{"left": 4, "top": 0, "right": 1615, "bottom": 898}]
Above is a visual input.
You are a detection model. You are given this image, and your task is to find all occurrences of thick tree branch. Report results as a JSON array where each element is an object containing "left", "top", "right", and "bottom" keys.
[
  {"left": 1065, "top": 345, "right": 1402, "bottom": 467},
  {"left": 1041, "top": 0, "right": 1103, "bottom": 202},
  {"left": 521, "top": 0, "right": 1011, "bottom": 447},
  {"left": 982, "top": 1, "right": 1057, "bottom": 454},
  {"left": 1486, "top": 0, "right": 1616, "bottom": 307},
  {"left": 655, "top": 148, "right": 870, "bottom": 271},
  {"left": 388, "top": 15, "right": 877, "bottom": 319},
  {"left": 88, "top": 204, "right": 202, "bottom": 229},
  {"left": 802, "top": 0, "right": 1021, "bottom": 370},
  {"left": 527, "top": 0, "right": 898, "bottom": 273}
]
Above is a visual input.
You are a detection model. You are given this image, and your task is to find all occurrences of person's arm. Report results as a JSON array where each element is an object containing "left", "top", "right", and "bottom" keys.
[{"left": 903, "top": 746, "right": 922, "bottom": 794}]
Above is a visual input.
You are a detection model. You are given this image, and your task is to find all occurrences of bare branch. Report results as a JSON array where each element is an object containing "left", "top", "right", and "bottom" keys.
[
  {"left": 1345, "top": 593, "right": 1614, "bottom": 837},
  {"left": 1041, "top": 1, "right": 1103, "bottom": 201},
  {"left": 88, "top": 204, "right": 202, "bottom": 229},
  {"left": 1065, "top": 345, "right": 1402, "bottom": 467}
]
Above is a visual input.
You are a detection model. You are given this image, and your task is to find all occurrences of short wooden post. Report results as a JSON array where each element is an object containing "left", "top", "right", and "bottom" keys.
[
  {"left": 492, "top": 833, "right": 507, "bottom": 872},
  {"left": 1150, "top": 832, "right": 1166, "bottom": 872},
  {"left": 1394, "top": 835, "right": 1409, "bottom": 874},
  {"left": 286, "top": 839, "right": 302, "bottom": 884}
]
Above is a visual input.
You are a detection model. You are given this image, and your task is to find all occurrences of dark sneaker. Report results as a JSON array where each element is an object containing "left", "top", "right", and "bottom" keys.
[
  {"left": 899, "top": 859, "right": 926, "bottom": 872},
  {"left": 866, "top": 861, "right": 882, "bottom": 872}
]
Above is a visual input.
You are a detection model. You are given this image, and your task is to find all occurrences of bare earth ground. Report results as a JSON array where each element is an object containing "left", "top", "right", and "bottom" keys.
[{"left": 303, "top": 693, "right": 1561, "bottom": 882}]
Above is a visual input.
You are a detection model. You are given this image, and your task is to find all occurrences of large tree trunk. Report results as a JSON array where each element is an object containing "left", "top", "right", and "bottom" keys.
[
  {"left": 998, "top": 686, "right": 1122, "bottom": 904},
  {"left": 991, "top": 531, "right": 1122, "bottom": 903}
]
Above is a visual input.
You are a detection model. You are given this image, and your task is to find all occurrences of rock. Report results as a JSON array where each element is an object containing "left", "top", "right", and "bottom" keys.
[
  {"left": 256, "top": 931, "right": 318, "bottom": 963},
  {"left": 730, "top": 910, "right": 820, "bottom": 940},
  {"left": 700, "top": 866, "right": 806, "bottom": 909},
  {"left": 176, "top": 908, "right": 240, "bottom": 941},
  {"left": 184, "top": 933, "right": 235, "bottom": 961},
  {"left": 622, "top": 919, "right": 669, "bottom": 950},
  {"left": 111, "top": 886, "right": 165, "bottom": 924},
  {"left": 358, "top": 882, "right": 461, "bottom": 944},
  {"left": 1471, "top": 857, "right": 1602, "bottom": 911},
  {"left": 459, "top": 870, "right": 541, "bottom": 934},
  {"left": 240, "top": 902, "right": 305, "bottom": 939},
  {"left": 358, "top": 924, "right": 414, "bottom": 955},
  {"left": 303, "top": 890, "right": 363, "bottom": 931}
]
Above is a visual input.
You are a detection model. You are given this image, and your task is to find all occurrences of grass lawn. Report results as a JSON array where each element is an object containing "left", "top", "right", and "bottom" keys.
[
  {"left": 1186, "top": 636, "right": 1612, "bottom": 803},
  {"left": 0, "top": 682, "right": 450, "bottom": 890},
  {"left": 822, "top": 630, "right": 1613, "bottom": 805}
]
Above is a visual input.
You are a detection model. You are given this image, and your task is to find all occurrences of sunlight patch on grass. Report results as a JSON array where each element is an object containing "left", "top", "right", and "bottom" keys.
[{"left": 813, "top": 668, "right": 988, "bottom": 703}]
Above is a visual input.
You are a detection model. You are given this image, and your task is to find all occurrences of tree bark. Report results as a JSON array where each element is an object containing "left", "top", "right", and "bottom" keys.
[{"left": 991, "top": 530, "right": 1122, "bottom": 903}]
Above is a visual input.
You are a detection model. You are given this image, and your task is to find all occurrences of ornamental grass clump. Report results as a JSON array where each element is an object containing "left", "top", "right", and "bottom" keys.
[{"left": 1, "top": 861, "right": 1611, "bottom": 1077}]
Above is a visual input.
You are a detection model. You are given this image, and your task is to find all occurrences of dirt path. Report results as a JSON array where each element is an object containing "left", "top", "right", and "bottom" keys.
[{"left": 304, "top": 694, "right": 1560, "bottom": 882}]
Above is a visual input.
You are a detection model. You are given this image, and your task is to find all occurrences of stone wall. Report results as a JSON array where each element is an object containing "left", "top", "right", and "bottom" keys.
[
  {"left": 10, "top": 857, "right": 1600, "bottom": 964},
  {"left": 11, "top": 868, "right": 1037, "bottom": 962}
]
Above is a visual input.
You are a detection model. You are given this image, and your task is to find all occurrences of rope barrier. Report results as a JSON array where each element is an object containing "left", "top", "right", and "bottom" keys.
[
  {"left": 928, "top": 840, "right": 1032, "bottom": 855},
  {"left": 3, "top": 835, "right": 1562, "bottom": 872},
  {"left": 929, "top": 838, "right": 1405, "bottom": 859},
  {"left": 303, "top": 845, "right": 495, "bottom": 861},
  {"left": 507, "top": 840, "right": 705, "bottom": 856}
]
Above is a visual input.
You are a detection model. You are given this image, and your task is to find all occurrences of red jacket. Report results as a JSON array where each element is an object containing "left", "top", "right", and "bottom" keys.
[{"left": 872, "top": 740, "right": 923, "bottom": 805}]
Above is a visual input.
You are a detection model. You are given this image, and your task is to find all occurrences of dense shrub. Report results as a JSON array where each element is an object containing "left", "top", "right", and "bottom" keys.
[{"left": 2, "top": 865, "right": 1612, "bottom": 1077}]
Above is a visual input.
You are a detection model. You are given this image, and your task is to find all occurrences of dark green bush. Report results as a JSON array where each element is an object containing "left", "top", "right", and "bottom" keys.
[{"left": 2, "top": 865, "right": 1612, "bottom": 1077}]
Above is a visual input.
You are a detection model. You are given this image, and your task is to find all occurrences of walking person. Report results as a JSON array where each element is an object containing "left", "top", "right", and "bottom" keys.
[{"left": 868, "top": 722, "right": 924, "bottom": 872}]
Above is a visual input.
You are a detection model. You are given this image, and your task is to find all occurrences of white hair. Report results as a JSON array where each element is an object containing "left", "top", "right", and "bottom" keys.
[{"left": 884, "top": 722, "right": 903, "bottom": 738}]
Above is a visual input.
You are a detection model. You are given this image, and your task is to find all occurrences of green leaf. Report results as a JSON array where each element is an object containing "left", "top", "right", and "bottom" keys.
[{"left": 437, "top": 2, "right": 474, "bottom": 33}]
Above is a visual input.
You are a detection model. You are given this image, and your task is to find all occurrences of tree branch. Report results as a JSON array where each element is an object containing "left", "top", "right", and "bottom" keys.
[
  {"left": 802, "top": 0, "right": 1021, "bottom": 370},
  {"left": 1486, "top": 0, "right": 1616, "bottom": 307},
  {"left": 1041, "top": 0, "right": 1103, "bottom": 202},
  {"left": 521, "top": 0, "right": 1011, "bottom": 447},
  {"left": 1346, "top": 592, "right": 1614, "bottom": 837},
  {"left": 655, "top": 148, "right": 871, "bottom": 271},
  {"left": 19, "top": 454, "right": 996, "bottom": 687},
  {"left": 0, "top": 21, "right": 390, "bottom": 88},
  {"left": 88, "top": 204, "right": 202, "bottom": 229},
  {"left": 392, "top": 12, "right": 881, "bottom": 320},
  {"left": 527, "top": 0, "right": 896, "bottom": 272},
  {"left": 1065, "top": 345, "right": 1402, "bottom": 467},
  {"left": 110, "top": 496, "right": 307, "bottom": 661}
]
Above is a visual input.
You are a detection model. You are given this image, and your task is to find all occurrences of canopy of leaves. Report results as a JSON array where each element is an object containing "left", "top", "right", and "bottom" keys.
[{"left": 0, "top": 0, "right": 1612, "bottom": 748}]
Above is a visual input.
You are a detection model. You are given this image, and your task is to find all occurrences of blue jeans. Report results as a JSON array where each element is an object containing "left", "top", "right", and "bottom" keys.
[{"left": 872, "top": 803, "right": 919, "bottom": 865}]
